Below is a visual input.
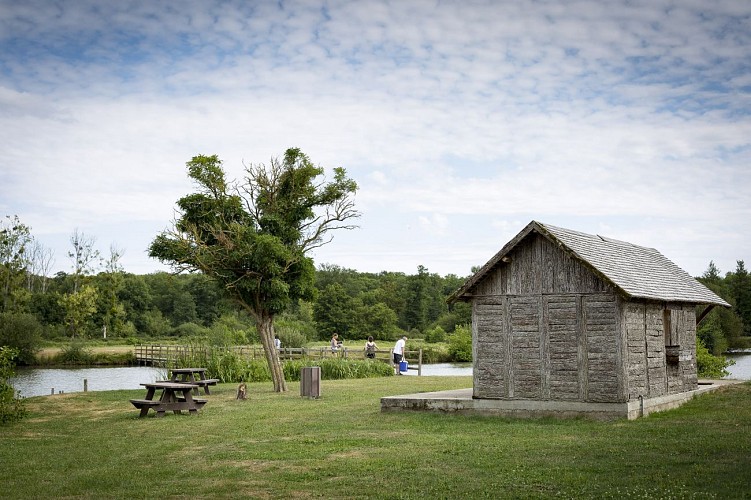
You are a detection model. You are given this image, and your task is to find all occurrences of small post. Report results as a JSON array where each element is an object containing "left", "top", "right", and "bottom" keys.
[
  {"left": 418, "top": 348, "right": 423, "bottom": 376},
  {"left": 83, "top": 379, "right": 88, "bottom": 392}
]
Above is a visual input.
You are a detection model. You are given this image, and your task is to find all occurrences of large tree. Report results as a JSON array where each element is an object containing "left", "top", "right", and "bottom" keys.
[{"left": 149, "top": 149, "right": 359, "bottom": 392}]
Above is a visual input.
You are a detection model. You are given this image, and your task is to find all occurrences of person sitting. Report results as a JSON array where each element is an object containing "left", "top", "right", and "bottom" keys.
[{"left": 364, "top": 336, "right": 378, "bottom": 359}]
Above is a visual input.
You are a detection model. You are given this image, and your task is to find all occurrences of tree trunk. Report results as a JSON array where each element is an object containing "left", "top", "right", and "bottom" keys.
[{"left": 257, "top": 313, "right": 287, "bottom": 392}]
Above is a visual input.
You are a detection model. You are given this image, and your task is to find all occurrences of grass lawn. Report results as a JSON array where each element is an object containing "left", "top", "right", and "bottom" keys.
[{"left": 2, "top": 376, "right": 750, "bottom": 499}]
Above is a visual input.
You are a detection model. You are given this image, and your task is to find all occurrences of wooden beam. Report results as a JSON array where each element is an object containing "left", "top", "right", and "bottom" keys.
[{"left": 696, "top": 305, "right": 715, "bottom": 325}]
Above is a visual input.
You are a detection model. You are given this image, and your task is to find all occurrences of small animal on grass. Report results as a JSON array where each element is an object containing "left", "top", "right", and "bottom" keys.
[{"left": 236, "top": 382, "right": 247, "bottom": 400}]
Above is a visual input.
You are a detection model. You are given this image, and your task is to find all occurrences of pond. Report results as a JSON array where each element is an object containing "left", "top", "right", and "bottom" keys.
[
  {"left": 9, "top": 354, "right": 751, "bottom": 398},
  {"left": 11, "top": 366, "right": 168, "bottom": 398}
]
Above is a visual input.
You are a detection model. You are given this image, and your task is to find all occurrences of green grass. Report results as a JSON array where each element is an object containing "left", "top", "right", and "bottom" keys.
[{"left": 2, "top": 377, "right": 750, "bottom": 499}]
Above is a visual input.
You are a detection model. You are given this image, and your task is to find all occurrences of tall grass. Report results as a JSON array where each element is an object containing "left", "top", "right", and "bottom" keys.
[{"left": 174, "top": 345, "right": 393, "bottom": 383}]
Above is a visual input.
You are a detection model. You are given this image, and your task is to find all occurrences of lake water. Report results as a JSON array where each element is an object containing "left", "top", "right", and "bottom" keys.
[
  {"left": 9, "top": 354, "right": 751, "bottom": 398},
  {"left": 11, "top": 366, "right": 168, "bottom": 398}
]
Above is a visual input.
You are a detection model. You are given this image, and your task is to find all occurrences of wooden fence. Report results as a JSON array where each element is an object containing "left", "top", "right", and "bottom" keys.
[{"left": 134, "top": 344, "right": 423, "bottom": 375}]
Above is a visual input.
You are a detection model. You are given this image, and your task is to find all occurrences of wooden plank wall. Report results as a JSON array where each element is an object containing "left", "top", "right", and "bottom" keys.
[
  {"left": 583, "top": 295, "right": 620, "bottom": 402},
  {"left": 624, "top": 302, "right": 698, "bottom": 399},
  {"left": 546, "top": 295, "right": 580, "bottom": 400},
  {"left": 471, "top": 235, "right": 626, "bottom": 402}
]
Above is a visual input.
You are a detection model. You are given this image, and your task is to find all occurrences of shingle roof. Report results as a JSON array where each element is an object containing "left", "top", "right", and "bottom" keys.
[{"left": 451, "top": 221, "right": 730, "bottom": 307}]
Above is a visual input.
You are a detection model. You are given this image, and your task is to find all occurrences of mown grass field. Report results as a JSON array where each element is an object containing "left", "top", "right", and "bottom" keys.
[{"left": 2, "top": 376, "right": 750, "bottom": 499}]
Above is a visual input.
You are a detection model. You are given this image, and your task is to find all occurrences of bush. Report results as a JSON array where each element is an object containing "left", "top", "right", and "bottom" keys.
[
  {"left": 172, "top": 322, "right": 209, "bottom": 338},
  {"left": 275, "top": 326, "right": 308, "bottom": 349},
  {"left": 0, "top": 347, "right": 27, "bottom": 424},
  {"left": 696, "top": 339, "right": 734, "bottom": 379},
  {"left": 53, "top": 341, "right": 95, "bottom": 365},
  {"left": 0, "top": 312, "right": 42, "bottom": 365},
  {"left": 424, "top": 326, "right": 446, "bottom": 343},
  {"left": 447, "top": 324, "right": 472, "bottom": 362},
  {"left": 416, "top": 342, "right": 452, "bottom": 363}
]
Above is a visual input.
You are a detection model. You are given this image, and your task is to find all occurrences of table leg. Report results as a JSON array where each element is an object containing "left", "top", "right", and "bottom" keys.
[
  {"left": 183, "top": 389, "right": 200, "bottom": 415},
  {"left": 198, "top": 373, "right": 211, "bottom": 395}
]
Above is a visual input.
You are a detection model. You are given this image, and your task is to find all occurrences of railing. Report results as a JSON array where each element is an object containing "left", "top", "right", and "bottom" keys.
[{"left": 134, "top": 344, "right": 423, "bottom": 374}]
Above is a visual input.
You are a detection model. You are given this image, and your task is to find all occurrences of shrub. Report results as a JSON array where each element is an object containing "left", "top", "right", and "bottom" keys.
[
  {"left": 0, "top": 347, "right": 27, "bottom": 424},
  {"left": 0, "top": 312, "right": 42, "bottom": 365},
  {"left": 275, "top": 326, "right": 308, "bottom": 349},
  {"left": 424, "top": 326, "right": 446, "bottom": 343},
  {"left": 417, "top": 343, "right": 452, "bottom": 363},
  {"left": 696, "top": 339, "right": 734, "bottom": 379},
  {"left": 53, "top": 341, "right": 95, "bottom": 365},
  {"left": 447, "top": 324, "right": 472, "bottom": 362},
  {"left": 172, "top": 322, "right": 209, "bottom": 338}
]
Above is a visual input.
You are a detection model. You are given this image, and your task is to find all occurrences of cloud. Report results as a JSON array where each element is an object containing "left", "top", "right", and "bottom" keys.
[{"left": 0, "top": 0, "right": 749, "bottom": 276}]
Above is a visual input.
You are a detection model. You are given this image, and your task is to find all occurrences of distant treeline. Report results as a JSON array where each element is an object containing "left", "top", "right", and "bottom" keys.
[
  {"left": 696, "top": 260, "right": 751, "bottom": 354},
  {"left": 1, "top": 215, "right": 748, "bottom": 363},
  {"left": 0, "top": 258, "right": 472, "bottom": 363}
]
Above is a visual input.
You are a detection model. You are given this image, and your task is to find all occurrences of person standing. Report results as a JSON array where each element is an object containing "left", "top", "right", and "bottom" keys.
[
  {"left": 393, "top": 336, "right": 407, "bottom": 374},
  {"left": 331, "top": 333, "right": 340, "bottom": 356},
  {"left": 274, "top": 334, "right": 281, "bottom": 350}
]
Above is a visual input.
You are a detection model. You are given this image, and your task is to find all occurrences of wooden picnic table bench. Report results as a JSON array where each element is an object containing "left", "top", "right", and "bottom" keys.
[
  {"left": 130, "top": 382, "right": 206, "bottom": 418},
  {"left": 167, "top": 368, "right": 219, "bottom": 395}
]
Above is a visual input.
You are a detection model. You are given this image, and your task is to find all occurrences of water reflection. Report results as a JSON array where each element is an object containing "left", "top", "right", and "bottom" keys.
[{"left": 11, "top": 366, "right": 168, "bottom": 398}]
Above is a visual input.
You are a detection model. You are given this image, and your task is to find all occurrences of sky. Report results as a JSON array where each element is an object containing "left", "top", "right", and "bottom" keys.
[{"left": 1, "top": 0, "right": 750, "bottom": 280}]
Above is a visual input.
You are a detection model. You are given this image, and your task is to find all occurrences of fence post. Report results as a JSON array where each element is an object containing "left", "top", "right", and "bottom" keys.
[{"left": 418, "top": 348, "right": 422, "bottom": 376}]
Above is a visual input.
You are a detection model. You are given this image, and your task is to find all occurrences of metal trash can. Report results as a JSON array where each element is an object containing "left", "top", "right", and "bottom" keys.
[{"left": 300, "top": 366, "right": 321, "bottom": 398}]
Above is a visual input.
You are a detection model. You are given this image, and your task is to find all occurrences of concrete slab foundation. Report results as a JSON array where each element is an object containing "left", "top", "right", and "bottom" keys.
[{"left": 380, "top": 379, "right": 745, "bottom": 420}]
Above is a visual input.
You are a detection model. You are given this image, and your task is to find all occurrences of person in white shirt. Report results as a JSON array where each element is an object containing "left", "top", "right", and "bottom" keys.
[
  {"left": 393, "top": 336, "right": 407, "bottom": 374},
  {"left": 274, "top": 334, "right": 281, "bottom": 350}
]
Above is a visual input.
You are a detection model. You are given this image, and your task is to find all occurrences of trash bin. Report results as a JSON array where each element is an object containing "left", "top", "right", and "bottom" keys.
[
  {"left": 300, "top": 366, "right": 321, "bottom": 398},
  {"left": 399, "top": 360, "right": 409, "bottom": 373}
]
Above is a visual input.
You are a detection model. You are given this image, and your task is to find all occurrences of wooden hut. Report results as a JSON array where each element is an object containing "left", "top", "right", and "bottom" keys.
[{"left": 449, "top": 221, "right": 729, "bottom": 405}]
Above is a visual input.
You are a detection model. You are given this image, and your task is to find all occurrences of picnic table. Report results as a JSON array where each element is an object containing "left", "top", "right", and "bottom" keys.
[
  {"left": 130, "top": 382, "right": 207, "bottom": 418},
  {"left": 168, "top": 367, "right": 220, "bottom": 395}
]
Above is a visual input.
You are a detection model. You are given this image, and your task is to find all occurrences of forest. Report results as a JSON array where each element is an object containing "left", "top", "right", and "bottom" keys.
[{"left": 1, "top": 214, "right": 750, "bottom": 366}]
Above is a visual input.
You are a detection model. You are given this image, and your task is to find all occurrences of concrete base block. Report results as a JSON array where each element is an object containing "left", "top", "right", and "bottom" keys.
[{"left": 380, "top": 379, "right": 743, "bottom": 420}]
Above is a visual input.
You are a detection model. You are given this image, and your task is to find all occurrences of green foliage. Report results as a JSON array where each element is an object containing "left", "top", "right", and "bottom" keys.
[
  {"left": 447, "top": 324, "right": 473, "bottom": 362},
  {"left": 313, "top": 283, "right": 353, "bottom": 339},
  {"left": 0, "top": 346, "right": 26, "bottom": 424},
  {"left": 275, "top": 325, "right": 308, "bottom": 348},
  {"left": 53, "top": 341, "right": 95, "bottom": 365},
  {"left": 424, "top": 325, "right": 446, "bottom": 343},
  {"left": 353, "top": 301, "right": 400, "bottom": 341},
  {"left": 729, "top": 260, "right": 751, "bottom": 336},
  {"left": 698, "top": 261, "right": 750, "bottom": 350},
  {"left": 172, "top": 322, "right": 209, "bottom": 338},
  {"left": 410, "top": 341, "right": 452, "bottom": 363},
  {"left": 696, "top": 339, "right": 735, "bottom": 378},
  {"left": 0, "top": 312, "right": 42, "bottom": 365},
  {"left": 141, "top": 309, "right": 172, "bottom": 337},
  {"left": 697, "top": 311, "right": 729, "bottom": 355},
  {"left": 282, "top": 357, "right": 394, "bottom": 381},
  {"left": 58, "top": 284, "right": 98, "bottom": 338},
  {"left": 207, "top": 322, "right": 248, "bottom": 346},
  {"left": 0, "top": 215, "right": 33, "bottom": 314},
  {"left": 149, "top": 150, "right": 358, "bottom": 320},
  {"left": 172, "top": 344, "right": 394, "bottom": 384}
]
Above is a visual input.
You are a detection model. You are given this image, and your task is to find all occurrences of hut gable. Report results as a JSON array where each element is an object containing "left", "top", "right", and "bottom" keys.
[{"left": 451, "top": 221, "right": 729, "bottom": 307}]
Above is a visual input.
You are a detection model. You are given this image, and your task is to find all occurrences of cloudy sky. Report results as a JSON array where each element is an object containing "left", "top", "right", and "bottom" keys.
[{"left": 1, "top": 0, "right": 749, "bottom": 279}]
